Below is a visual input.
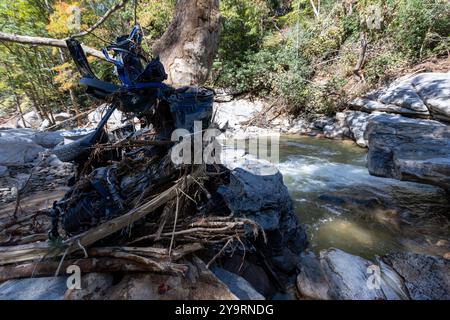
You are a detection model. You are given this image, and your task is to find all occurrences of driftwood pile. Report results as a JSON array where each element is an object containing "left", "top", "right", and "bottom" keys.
[{"left": 0, "top": 128, "right": 263, "bottom": 283}]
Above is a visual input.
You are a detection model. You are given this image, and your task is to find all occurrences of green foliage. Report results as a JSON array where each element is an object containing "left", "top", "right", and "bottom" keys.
[
  {"left": 1, "top": 0, "right": 449, "bottom": 119},
  {"left": 0, "top": 0, "right": 175, "bottom": 117},
  {"left": 218, "top": 0, "right": 271, "bottom": 61},
  {"left": 213, "top": 0, "right": 450, "bottom": 116},
  {"left": 388, "top": 0, "right": 450, "bottom": 58}
]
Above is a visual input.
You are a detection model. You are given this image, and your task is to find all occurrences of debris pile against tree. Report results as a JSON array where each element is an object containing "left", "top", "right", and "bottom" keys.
[{"left": 0, "top": 26, "right": 308, "bottom": 298}]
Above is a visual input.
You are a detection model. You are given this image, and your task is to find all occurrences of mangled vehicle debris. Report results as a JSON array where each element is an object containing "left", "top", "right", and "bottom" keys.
[{"left": 0, "top": 26, "right": 307, "bottom": 299}]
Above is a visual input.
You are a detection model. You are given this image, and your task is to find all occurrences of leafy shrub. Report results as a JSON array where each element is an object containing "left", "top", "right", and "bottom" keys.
[{"left": 389, "top": 0, "right": 450, "bottom": 58}]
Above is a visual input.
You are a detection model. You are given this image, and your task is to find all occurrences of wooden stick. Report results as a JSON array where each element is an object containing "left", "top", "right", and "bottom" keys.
[
  {"left": 0, "top": 32, "right": 105, "bottom": 60},
  {"left": 0, "top": 258, "right": 165, "bottom": 282},
  {"left": 87, "top": 243, "right": 203, "bottom": 261},
  {"left": 68, "top": 0, "right": 130, "bottom": 39}
]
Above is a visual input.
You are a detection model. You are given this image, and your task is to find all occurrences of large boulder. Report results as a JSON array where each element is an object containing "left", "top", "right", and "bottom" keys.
[
  {"left": 95, "top": 257, "right": 238, "bottom": 300},
  {"left": 364, "top": 115, "right": 450, "bottom": 191},
  {"left": 296, "top": 248, "right": 410, "bottom": 300},
  {"left": 214, "top": 99, "right": 263, "bottom": 129},
  {"left": 0, "top": 128, "right": 65, "bottom": 165},
  {"left": 350, "top": 72, "right": 450, "bottom": 121},
  {"left": 411, "top": 73, "right": 450, "bottom": 122},
  {"left": 218, "top": 152, "right": 308, "bottom": 276},
  {"left": 0, "top": 277, "right": 67, "bottom": 300},
  {"left": 0, "top": 133, "right": 44, "bottom": 165},
  {"left": 383, "top": 252, "right": 450, "bottom": 300}
]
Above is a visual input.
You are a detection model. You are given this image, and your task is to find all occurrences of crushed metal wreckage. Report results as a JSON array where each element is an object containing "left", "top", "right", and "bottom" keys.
[{"left": 0, "top": 26, "right": 308, "bottom": 299}]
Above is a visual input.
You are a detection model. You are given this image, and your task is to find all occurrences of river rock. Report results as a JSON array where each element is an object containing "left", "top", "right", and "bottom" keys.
[
  {"left": 212, "top": 98, "right": 282, "bottom": 139},
  {"left": 350, "top": 72, "right": 450, "bottom": 121},
  {"left": 410, "top": 73, "right": 450, "bottom": 122},
  {"left": 351, "top": 98, "right": 430, "bottom": 117},
  {"left": 87, "top": 104, "right": 124, "bottom": 131},
  {"left": 319, "top": 248, "right": 386, "bottom": 300},
  {"left": 17, "top": 111, "right": 43, "bottom": 129},
  {"left": 0, "top": 277, "right": 67, "bottom": 300},
  {"left": 33, "top": 131, "right": 64, "bottom": 148},
  {"left": 383, "top": 252, "right": 450, "bottom": 300},
  {"left": 213, "top": 99, "right": 263, "bottom": 129},
  {"left": 53, "top": 112, "right": 72, "bottom": 122},
  {"left": 0, "top": 165, "right": 8, "bottom": 177},
  {"left": 0, "top": 133, "right": 44, "bottom": 165},
  {"left": 323, "top": 112, "right": 351, "bottom": 139},
  {"left": 0, "top": 128, "right": 68, "bottom": 165},
  {"left": 210, "top": 267, "right": 265, "bottom": 300},
  {"left": 64, "top": 273, "right": 115, "bottom": 300},
  {"left": 345, "top": 111, "right": 373, "bottom": 147},
  {"left": 218, "top": 153, "right": 308, "bottom": 275},
  {"left": 364, "top": 115, "right": 450, "bottom": 191},
  {"left": 296, "top": 252, "right": 331, "bottom": 300},
  {"left": 297, "top": 249, "right": 410, "bottom": 300},
  {"left": 100, "top": 257, "right": 238, "bottom": 300}
]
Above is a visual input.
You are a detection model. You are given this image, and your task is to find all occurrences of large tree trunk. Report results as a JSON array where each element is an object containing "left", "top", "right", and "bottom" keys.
[{"left": 152, "top": 0, "right": 220, "bottom": 87}]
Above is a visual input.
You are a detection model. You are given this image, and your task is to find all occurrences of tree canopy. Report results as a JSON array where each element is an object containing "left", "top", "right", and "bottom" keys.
[{"left": 0, "top": 0, "right": 449, "bottom": 120}]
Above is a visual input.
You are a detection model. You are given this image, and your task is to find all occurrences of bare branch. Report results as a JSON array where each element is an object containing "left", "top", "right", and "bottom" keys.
[
  {"left": 68, "top": 0, "right": 130, "bottom": 39},
  {"left": 0, "top": 32, "right": 105, "bottom": 60}
]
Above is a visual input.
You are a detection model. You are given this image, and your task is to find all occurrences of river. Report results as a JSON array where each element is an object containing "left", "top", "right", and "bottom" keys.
[{"left": 276, "top": 136, "right": 450, "bottom": 260}]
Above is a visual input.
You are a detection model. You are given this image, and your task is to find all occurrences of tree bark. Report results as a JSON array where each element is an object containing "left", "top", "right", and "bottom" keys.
[
  {"left": 152, "top": 0, "right": 221, "bottom": 87},
  {"left": 353, "top": 31, "right": 367, "bottom": 82},
  {"left": 0, "top": 32, "right": 106, "bottom": 60}
]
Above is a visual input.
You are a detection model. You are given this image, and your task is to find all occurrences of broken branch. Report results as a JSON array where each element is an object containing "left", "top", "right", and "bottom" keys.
[{"left": 0, "top": 32, "right": 106, "bottom": 60}]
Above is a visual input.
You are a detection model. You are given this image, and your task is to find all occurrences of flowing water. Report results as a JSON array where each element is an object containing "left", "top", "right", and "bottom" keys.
[{"left": 275, "top": 136, "right": 450, "bottom": 260}]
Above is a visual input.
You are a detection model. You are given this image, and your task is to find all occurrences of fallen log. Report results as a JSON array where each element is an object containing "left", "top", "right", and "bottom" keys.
[
  {"left": 87, "top": 243, "right": 203, "bottom": 261},
  {"left": 0, "top": 258, "right": 171, "bottom": 282},
  {"left": 86, "top": 251, "right": 187, "bottom": 275}
]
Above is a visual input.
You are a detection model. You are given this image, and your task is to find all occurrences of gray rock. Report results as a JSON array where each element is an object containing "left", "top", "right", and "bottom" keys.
[
  {"left": 345, "top": 111, "right": 373, "bottom": 147},
  {"left": 297, "top": 249, "right": 410, "bottom": 300},
  {"left": 101, "top": 257, "right": 238, "bottom": 300},
  {"left": 350, "top": 72, "right": 450, "bottom": 121},
  {"left": 64, "top": 273, "right": 114, "bottom": 300},
  {"left": 87, "top": 104, "right": 124, "bottom": 131},
  {"left": 320, "top": 248, "right": 386, "bottom": 300},
  {"left": 33, "top": 131, "right": 64, "bottom": 148},
  {"left": 17, "top": 111, "right": 43, "bottom": 129},
  {"left": 411, "top": 73, "right": 450, "bottom": 121},
  {"left": 0, "top": 135, "right": 44, "bottom": 165},
  {"left": 210, "top": 267, "right": 265, "bottom": 300},
  {"left": 0, "top": 277, "right": 67, "bottom": 300},
  {"left": 296, "top": 252, "right": 331, "bottom": 300},
  {"left": 213, "top": 99, "right": 263, "bottom": 130},
  {"left": 364, "top": 114, "right": 450, "bottom": 191},
  {"left": 351, "top": 98, "right": 430, "bottom": 117},
  {"left": 218, "top": 154, "right": 308, "bottom": 273},
  {"left": 38, "top": 119, "right": 50, "bottom": 130},
  {"left": 323, "top": 112, "right": 352, "bottom": 139},
  {"left": 383, "top": 252, "right": 450, "bottom": 300},
  {"left": 54, "top": 112, "right": 72, "bottom": 122},
  {"left": 0, "top": 128, "right": 67, "bottom": 165},
  {"left": 0, "top": 165, "right": 8, "bottom": 177}
]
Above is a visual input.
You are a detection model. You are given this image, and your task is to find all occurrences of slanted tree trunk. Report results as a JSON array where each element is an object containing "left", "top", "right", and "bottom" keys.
[{"left": 152, "top": 0, "right": 221, "bottom": 87}]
